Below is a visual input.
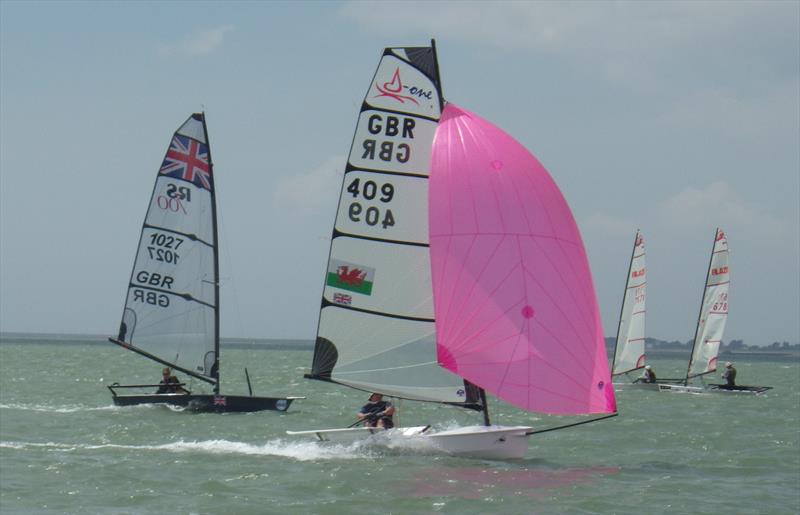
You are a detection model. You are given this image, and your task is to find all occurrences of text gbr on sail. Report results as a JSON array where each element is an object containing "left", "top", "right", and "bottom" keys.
[
  {"left": 362, "top": 114, "right": 415, "bottom": 164},
  {"left": 131, "top": 271, "right": 174, "bottom": 307}
]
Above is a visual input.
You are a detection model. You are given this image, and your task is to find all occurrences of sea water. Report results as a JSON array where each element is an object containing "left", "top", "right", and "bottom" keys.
[{"left": 1, "top": 338, "right": 798, "bottom": 514}]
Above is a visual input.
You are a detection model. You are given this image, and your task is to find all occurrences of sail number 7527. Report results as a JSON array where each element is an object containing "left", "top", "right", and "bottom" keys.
[{"left": 346, "top": 178, "right": 395, "bottom": 229}]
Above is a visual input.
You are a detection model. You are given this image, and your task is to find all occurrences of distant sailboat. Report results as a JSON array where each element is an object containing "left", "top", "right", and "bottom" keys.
[
  {"left": 611, "top": 230, "right": 648, "bottom": 386},
  {"left": 288, "top": 42, "right": 617, "bottom": 458},
  {"left": 107, "top": 113, "right": 302, "bottom": 412},
  {"left": 659, "top": 229, "right": 771, "bottom": 395},
  {"left": 609, "top": 231, "right": 681, "bottom": 389}
]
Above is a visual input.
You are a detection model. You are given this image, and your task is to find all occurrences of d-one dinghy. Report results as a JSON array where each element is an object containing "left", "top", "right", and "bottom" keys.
[{"left": 288, "top": 42, "right": 617, "bottom": 459}]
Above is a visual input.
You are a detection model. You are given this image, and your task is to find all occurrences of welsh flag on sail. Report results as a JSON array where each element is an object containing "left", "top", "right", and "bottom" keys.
[{"left": 326, "top": 259, "right": 374, "bottom": 296}]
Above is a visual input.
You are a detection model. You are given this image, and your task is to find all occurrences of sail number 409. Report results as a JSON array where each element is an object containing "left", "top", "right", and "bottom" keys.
[{"left": 346, "top": 178, "right": 395, "bottom": 229}]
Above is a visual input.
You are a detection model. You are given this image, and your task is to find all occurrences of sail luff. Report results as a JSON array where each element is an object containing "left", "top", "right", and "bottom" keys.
[
  {"left": 201, "top": 112, "right": 222, "bottom": 393},
  {"left": 611, "top": 231, "right": 637, "bottom": 375}
]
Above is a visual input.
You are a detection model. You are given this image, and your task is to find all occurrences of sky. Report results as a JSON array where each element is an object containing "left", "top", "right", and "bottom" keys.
[{"left": 1, "top": 1, "right": 798, "bottom": 346}]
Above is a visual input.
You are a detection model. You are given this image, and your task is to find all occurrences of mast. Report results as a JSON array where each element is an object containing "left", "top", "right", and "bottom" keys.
[
  {"left": 684, "top": 228, "right": 719, "bottom": 385},
  {"left": 430, "top": 38, "right": 444, "bottom": 105},
  {"left": 202, "top": 112, "right": 222, "bottom": 394},
  {"left": 479, "top": 389, "right": 491, "bottom": 426},
  {"left": 610, "top": 230, "right": 639, "bottom": 376}
]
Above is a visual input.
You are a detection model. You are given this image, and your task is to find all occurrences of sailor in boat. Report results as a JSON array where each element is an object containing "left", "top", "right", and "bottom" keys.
[
  {"left": 156, "top": 367, "right": 189, "bottom": 395},
  {"left": 721, "top": 362, "right": 737, "bottom": 388},
  {"left": 356, "top": 393, "right": 395, "bottom": 429},
  {"left": 639, "top": 365, "right": 657, "bottom": 383}
]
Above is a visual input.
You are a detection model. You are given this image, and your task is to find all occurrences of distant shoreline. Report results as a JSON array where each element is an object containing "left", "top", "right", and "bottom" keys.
[
  {"left": 1, "top": 332, "right": 797, "bottom": 361},
  {"left": 0, "top": 332, "right": 314, "bottom": 350}
]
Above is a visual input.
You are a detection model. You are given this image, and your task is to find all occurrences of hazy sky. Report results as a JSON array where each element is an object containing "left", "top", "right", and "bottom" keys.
[{"left": 1, "top": 1, "right": 798, "bottom": 346}]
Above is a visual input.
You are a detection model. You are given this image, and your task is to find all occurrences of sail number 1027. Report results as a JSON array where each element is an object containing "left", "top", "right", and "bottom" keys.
[
  {"left": 147, "top": 232, "right": 183, "bottom": 265},
  {"left": 346, "top": 178, "right": 395, "bottom": 229}
]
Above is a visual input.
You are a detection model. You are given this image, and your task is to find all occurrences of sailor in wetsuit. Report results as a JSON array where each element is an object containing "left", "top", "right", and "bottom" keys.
[
  {"left": 357, "top": 393, "right": 395, "bottom": 429},
  {"left": 156, "top": 367, "right": 188, "bottom": 394},
  {"left": 640, "top": 365, "right": 657, "bottom": 383},
  {"left": 721, "top": 362, "right": 737, "bottom": 388}
]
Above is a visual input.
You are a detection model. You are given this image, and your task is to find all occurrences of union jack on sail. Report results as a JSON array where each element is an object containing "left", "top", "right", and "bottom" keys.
[{"left": 159, "top": 134, "right": 212, "bottom": 190}]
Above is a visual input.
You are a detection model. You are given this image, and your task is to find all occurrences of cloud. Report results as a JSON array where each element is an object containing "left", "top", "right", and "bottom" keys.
[
  {"left": 656, "top": 181, "right": 789, "bottom": 239},
  {"left": 272, "top": 155, "right": 345, "bottom": 217},
  {"left": 655, "top": 79, "right": 800, "bottom": 142},
  {"left": 580, "top": 212, "right": 638, "bottom": 239},
  {"left": 158, "top": 25, "right": 235, "bottom": 57},
  {"left": 339, "top": 2, "right": 797, "bottom": 89}
]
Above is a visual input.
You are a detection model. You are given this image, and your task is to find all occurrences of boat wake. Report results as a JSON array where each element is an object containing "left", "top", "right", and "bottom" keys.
[
  {"left": 0, "top": 402, "right": 127, "bottom": 413},
  {"left": 0, "top": 439, "right": 380, "bottom": 461}
]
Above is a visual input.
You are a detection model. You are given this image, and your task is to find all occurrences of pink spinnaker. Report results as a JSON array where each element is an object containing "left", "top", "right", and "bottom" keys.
[{"left": 428, "top": 104, "right": 616, "bottom": 415}]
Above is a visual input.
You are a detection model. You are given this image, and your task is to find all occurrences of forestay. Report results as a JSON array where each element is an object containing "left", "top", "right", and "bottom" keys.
[
  {"left": 115, "top": 113, "right": 218, "bottom": 384},
  {"left": 309, "top": 46, "right": 474, "bottom": 404},
  {"left": 428, "top": 104, "right": 617, "bottom": 416},
  {"left": 687, "top": 228, "right": 729, "bottom": 379},
  {"left": 612, "top": 230, "right": 646, "bottom": 376}
]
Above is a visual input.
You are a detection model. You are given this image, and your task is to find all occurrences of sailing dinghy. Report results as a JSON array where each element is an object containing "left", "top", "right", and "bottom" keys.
[
  {"left": 287, "top": 42, "right": 617, "bottom": 459},
  {"left": 107, "top": 113, "right": 303, "bottom": 412},
  {"left": 609, "top": 231, "right": 683, "bottom": 389},
  {"left": 658, "top": 229, "right": 771, "bottom": 395},
  {"left": 610, "top": 230, "right": 651, "bottom": 388}
]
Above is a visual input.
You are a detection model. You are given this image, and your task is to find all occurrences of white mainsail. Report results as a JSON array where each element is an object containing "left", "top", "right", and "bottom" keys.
[
  {"left": 115, "top": 113, "right": 218, "bottom": 383},
  {"left": 310, "top": 45, "right": 471, "bottom": 404},
  {"left": 686, "top": 228, "right": 729, "bottom": 379},
  {"left": 612, "top": 230, "right": 647, "bottom": 376}
]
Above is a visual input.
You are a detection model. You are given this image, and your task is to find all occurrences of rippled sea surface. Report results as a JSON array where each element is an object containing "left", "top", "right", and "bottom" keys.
[{"left": 1, "top": 339, "right": 798, "bottom": 514}]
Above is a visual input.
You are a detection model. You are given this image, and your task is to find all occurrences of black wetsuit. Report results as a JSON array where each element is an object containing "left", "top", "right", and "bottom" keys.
[
  {"left": 156, "top": 375, "right": 182, "bottom": 394},
  {"left": 359, "top": 400, "right": 394, "bottom": 428},
  {"left": 722, "top": 367, "right": 737, "bottom": 388}
]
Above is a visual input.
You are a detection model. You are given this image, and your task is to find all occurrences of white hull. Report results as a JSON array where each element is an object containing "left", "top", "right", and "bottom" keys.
[
  {"left": 423, "top": 425, "right": 533, "bottom": 459},
  {"left": 287, "top": 425, "right": 533, "bottom": 459},
  {"left": 657, "top": 384, "right": 706, "bottom": 394},
  {"left": 612, "top": 382, "right": 659, "bottom": 391}
]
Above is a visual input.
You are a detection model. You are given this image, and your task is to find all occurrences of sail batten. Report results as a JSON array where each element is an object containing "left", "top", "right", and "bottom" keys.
[{"left": 141, "top": 224, "right": 212, "bottom": 246}]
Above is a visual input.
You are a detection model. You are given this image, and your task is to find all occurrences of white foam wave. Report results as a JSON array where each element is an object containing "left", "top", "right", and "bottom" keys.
[
  {"left": 0, "top": 439, "right": 373, "bottom": 461},
  {"left": 0, "top": 403, "right": 126, "bottom": 413}
]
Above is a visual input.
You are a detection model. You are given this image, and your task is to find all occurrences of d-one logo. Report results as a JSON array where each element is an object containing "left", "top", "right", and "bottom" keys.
[{"left": 374, "top": 67, "right": 433, "bottom": 105}]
